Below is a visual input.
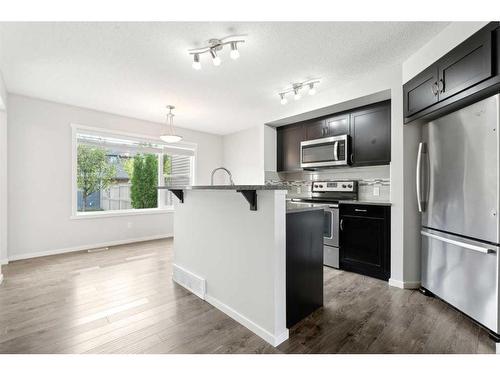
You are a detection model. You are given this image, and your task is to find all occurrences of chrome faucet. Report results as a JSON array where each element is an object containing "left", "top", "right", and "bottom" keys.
[{"left": 211, "top": 167, "right": 235, "bottom": 186}]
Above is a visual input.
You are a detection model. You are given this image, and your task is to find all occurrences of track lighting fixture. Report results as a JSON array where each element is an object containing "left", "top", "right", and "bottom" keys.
[
  {"left": 293, "top": 87, "right": 301, "bottom": 101},
  {"left": 230, "top": 41, "right": 240, "bottom": 60},
  {"left": 277, "top": 79, "right": 320, "bottom": 104},
  {"left": 210, "top": 49, "right": 221, "bottom": 66},
  {"left": 192, "top": 54, "right": 201, "bottom": 70},
  {"left": 188, "top": 35, "right": 245, "bottom": 70},
  {"left": 308, "top": 82, "right": 316, "bottom": 96}
]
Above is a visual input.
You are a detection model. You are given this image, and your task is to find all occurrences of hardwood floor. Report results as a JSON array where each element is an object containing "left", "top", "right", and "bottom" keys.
[{"left": 0, "top": 238, "right": 495, "bottom": 354}]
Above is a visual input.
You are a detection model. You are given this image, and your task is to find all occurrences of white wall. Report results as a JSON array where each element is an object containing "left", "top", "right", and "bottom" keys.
[
  {"left": 6, "top": 94, "right": 223, "bottom": 260},
  {"left": 222, "top": 125, "right": 265, "bottom": 184},
  {"left": 264, "top": 125, "right": 277, "bottom": 172},
  {"left": 0, "top": 71, "right": 7, "bottom": 281}
]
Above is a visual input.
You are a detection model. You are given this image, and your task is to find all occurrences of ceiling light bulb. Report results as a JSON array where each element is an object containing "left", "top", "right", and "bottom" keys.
[
  {"left": 210, "top": 49, "right": 221, "bottom": 66},
  {"left": 279, "top": 94, "right": 287, "bottom": 105},
  {"left": 308, "top": 83, "right": 316, "bottom": 95},
  {"left": 192, "top": 54, "right": 201, "bottom": 70},
  {"left": 230, "top": 42, "right": 240, "bottom": 60},
  {"left": 294, "top": 89, "right": 301, "bottom": 101}
]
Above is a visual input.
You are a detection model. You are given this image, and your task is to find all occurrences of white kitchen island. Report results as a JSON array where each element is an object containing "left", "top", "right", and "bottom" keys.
[{"left": 162, "top": 185, "right": 289, "bottom": 347}]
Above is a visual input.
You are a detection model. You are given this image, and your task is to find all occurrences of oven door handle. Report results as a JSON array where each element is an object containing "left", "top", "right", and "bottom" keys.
[{"left": 333, "top": 141, "right": 338, "bottom": 161}]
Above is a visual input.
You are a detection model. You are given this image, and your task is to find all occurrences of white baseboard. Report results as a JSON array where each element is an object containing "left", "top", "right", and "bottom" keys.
[
  {"left": 172, "top": 264, "right": 206, "bottom": 299},
  {"left": 388, "top": 278, "right": 421, "bottom": 289},
  {"left": 204, "top": 294, "right": 289, "bottom": 347},
  {"left": 172, "top": 263, "right": 288, "bottom": 347},
  {"left": 7, "top": 234, "right": 173, "bottom": 262}
]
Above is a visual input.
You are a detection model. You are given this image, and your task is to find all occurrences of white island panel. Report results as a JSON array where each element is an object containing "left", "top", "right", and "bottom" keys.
[{"left": 172, "top": 188, "right": 288, "bottom": 346}]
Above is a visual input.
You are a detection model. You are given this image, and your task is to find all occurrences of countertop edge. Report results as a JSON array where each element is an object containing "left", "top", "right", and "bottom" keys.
[
  {"left": 338, "top": 200, "right": 392, "bottom": 206},
  {"left": 158, "top": 185, "right": 288, "bottom": 191}
]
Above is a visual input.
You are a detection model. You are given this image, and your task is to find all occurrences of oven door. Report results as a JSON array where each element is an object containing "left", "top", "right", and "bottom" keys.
[
  {"left": 300, "top": 135, "right": 349, "bottom": 168},
  {"left": 322, "top": 205, "right": 339, "bottom": 247}
]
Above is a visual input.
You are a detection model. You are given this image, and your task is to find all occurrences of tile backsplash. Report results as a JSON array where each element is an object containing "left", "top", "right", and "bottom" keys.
[{"left": 265, "top": 165, "right": 390, "bottom": 202}]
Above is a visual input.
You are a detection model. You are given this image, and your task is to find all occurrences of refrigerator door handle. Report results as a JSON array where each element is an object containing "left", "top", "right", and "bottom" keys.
[
  {"left": 421, "top": 230, "right": 497, "bottom": 254},
  {"left": 416, "top": 142, "right": 427, "bottom": 212}
]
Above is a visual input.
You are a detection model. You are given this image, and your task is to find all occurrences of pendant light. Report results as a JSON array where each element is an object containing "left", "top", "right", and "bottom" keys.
[{"left": 160, "top": 105, "right": 183, "bottom": 143}]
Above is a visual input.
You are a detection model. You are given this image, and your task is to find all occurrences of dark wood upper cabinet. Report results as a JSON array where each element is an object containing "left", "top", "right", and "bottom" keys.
[
  {"left": 305, "top": 119, "right": 326, "bottom": 140},
  {"left": 403, "top": 65, "right": 439, "bottom": 117},
  {"left": 350, "top": 101, "right": 391, "bottom": 167},
  {"left": 437, "top": 28, "right": 492, "bottom": 101},
  {"left": 277, "top": 123, "right": 305, "bottom": 172},
  {"left": 325, "top": 113, "right": 350, "bottom": 137},
  {"left": 404, "top": 22, "right": 499, "bottom": 124},
  {"left": 276, "top": 101, "right": 391, "bottom": 171}
]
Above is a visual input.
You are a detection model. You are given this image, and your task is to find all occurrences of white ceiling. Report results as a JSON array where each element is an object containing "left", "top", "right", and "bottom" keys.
[{"left": 0, "top": 22, "right": 449, "bottom": 135}]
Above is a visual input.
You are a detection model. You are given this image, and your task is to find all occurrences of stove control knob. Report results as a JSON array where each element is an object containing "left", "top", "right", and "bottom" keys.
[
  {"left": 348, "top": 184, "right": 353, "bottom": 188},
  {"left": 319, "top": 184, "right": 323, "bottom": 188},
  {"left": 342, "top": 184, "right": 347, "bottom": 188}
]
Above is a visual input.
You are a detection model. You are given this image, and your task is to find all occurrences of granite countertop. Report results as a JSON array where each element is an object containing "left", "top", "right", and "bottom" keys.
[
  {"left": 286, "top": 202, "right": 326, "bottom": 213},
  {"left": 338, "top": 200, "right": 392, "bottom": 206},
  {"left": 158, "top": 185, "right": 288, "bottom": 191}
]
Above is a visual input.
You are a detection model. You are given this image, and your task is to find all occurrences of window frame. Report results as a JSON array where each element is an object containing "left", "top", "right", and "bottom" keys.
[{"left": 70, "top": 123, "right": 197, "bottom": 219}]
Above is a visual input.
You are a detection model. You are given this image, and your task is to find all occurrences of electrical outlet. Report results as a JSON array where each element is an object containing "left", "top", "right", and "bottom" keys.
[{"left": 373, "top": 186, "right": 380, "bottom": 196}]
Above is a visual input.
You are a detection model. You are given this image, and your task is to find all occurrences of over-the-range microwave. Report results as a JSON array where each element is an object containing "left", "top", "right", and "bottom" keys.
[{"left": 300, "top": 134, "right": 351, "bottom": 169}]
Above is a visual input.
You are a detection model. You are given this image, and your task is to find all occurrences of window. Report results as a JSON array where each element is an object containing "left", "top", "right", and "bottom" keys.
[{"left": 72, "top": 125, "right": 195, "bottom": 217}]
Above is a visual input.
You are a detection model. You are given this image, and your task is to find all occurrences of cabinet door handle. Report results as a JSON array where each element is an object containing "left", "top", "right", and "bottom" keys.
[
  {"left": 431, "top": 82, "right": 438, "bottom": 96},
  {"left": 437, "top": 79, "right": 444, "bottom": 93},
  {"left": 350, "top": 154, "right": 354, "bottom": 164},
  {"left": 340, "top": 218, "right": 344, "bottom": 231}
]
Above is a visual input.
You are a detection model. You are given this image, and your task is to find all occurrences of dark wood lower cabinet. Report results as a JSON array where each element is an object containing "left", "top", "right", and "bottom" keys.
[
  {"left": 286, "top": 209, "right": 324, "bottom": 328},
  {"left": 339, "top": 204, "right": 390, "bottom": 281}
]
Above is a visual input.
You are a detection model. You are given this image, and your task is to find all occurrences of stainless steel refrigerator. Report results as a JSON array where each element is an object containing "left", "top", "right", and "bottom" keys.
[{"left": 417, "top": 93, "right": 500, "bottom": 340}]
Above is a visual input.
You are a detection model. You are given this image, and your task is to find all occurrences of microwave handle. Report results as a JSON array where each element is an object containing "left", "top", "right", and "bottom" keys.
[{"left": 333, "top": 141, "right": 338, "bottom": 161}]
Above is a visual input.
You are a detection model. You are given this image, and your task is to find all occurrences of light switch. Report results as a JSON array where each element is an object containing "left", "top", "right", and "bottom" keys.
[{"left": 373, "top": 186, "right": 380, "bottom": 196}]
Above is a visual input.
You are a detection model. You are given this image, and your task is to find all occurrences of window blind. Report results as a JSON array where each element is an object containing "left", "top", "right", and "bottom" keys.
[{"left": 165, "top": 155, "right": 192, "bottom": 187}]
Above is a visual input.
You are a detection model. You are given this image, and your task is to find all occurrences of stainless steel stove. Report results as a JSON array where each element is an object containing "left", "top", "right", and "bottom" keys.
[{"left": 291, "top": 181, "right": 358, "bottom": 268}]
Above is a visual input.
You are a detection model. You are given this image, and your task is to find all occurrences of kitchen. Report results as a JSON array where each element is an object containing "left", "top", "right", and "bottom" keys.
[
  {"left": 1, "top": 13, "right": 500, "bottom": 369},
  {"left": 165, "top": 21, "right": 500, "bottom": 351}
]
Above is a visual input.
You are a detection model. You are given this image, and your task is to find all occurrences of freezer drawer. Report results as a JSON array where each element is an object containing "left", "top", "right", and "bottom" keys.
[
  {"left": 324, "top": 245, "right": 339, "bottom": 268},
  {"left": 421, "top": 229, "right": 499, "bottom": 333}
]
